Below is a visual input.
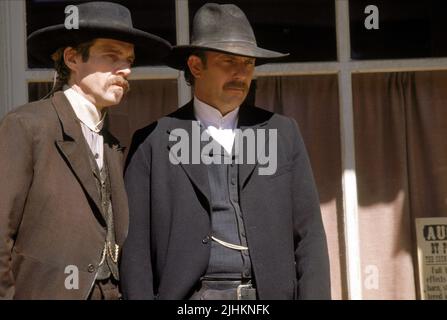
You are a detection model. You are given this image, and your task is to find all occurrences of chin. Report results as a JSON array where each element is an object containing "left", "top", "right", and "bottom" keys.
[
  {"left": 107, "top": 93, "right": 124, "bottom": 104},
  {"left": 100, "top": 98, "right": 121, "bottom": 108},
  {"left": 225, "top": 98, "right": 245, "bottom": 108}
]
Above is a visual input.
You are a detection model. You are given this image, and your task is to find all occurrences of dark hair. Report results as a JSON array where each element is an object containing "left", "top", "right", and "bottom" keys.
[
  {"left": 51, "top": 40, "right": 95, "bottom": 90},
  {"left": 184, "top": 50, "right": 208, "bottom": 86}
]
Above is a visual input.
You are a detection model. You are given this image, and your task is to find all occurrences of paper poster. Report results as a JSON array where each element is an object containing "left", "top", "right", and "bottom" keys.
[{"left": 415, "top": 217, "right": 447, "bottom": 300}]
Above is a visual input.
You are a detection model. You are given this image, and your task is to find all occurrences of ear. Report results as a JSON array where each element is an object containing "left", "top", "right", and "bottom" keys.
[
  {"left": 63, "top": 47, "right": 81, "bottom": 73},
  {"left": 187, "top": 55, "right": 204, "bottom": 79}
]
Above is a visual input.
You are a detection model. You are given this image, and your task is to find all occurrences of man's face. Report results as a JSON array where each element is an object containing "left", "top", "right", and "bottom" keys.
[
  {"left": 67, "top": 38, "right": 135, "bottom": 109},
  {"left": 189, "top": 51, "right": 255, "bottom": 113}
]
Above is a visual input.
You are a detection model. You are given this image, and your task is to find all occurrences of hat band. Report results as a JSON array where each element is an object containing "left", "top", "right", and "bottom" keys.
[{"left": 192, "top": 39, "right": 258, "bottom": 47}]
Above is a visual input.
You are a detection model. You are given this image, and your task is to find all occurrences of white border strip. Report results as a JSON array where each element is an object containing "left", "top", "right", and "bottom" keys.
[
  {"left": 26, "top": 56, "right": 447, "bottom": 83},
  {"left": 349, "top": 58, "right": 447, "bottom": 73},
  {"left": 1, "top": 0, "right": 28, "bottom": 113},
  {"left": 255, "top": 57, "right": 447, "bottom": 76},
  {"left": 25, "top": 66, "right": 179, "bottom": 82},
  {"left": 0, "top": 1, "right": 13, "bottom": 116},
  {"left": 255, "top": 62, "right": 339, "bottom": 76},
  {"left": 175, "top": 0, "right": 192, "bottom": 106},
  {"left": 336, "top": 0, "right": 362, "bottom": 300}
]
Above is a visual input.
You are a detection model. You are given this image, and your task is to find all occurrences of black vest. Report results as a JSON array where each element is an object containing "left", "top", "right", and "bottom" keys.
[
  {"left": 86, "top": 148, "right": 119, "bottom": 281},
  {"left": 203, "top": 139, "right": 252, "bottom": 280}
]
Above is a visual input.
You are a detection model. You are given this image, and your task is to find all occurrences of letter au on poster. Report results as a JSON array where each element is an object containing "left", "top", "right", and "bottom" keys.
[{"left": 416, "top": 217, "right": 447, "bottom": 300}]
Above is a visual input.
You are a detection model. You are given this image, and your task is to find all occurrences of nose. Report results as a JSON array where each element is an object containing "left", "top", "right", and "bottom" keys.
[
  {"left": 233, "top": 62, "right": 252, "bottom": 79},
  {"left": 116, "top": 63, "right": 132, "bottom": 78}
]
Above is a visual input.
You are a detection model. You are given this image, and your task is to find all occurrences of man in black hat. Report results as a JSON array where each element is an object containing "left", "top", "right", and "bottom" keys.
[
  {"left": 0, "top": 2, "right": 171, "bottom": 299},
  {"left": 122, "top": 3, "right": 330, "bottom": 300}
]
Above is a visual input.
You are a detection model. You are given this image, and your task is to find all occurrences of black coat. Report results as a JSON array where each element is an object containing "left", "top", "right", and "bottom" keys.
[{"left": 121, "top": 102, "right": 330, "bottom": 300}]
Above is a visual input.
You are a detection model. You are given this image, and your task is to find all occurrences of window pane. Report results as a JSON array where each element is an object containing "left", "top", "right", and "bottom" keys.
[
  {"left": 350, "top": 0, "right": 447, "bottom": 60},
  {"left": 255, "top": 75, "right": 344, "bottom": 299},
  {"left": 189, "top": 0, "right": 337, "bottom": 62},
  {"left": 26, "top": 0, "right": 175, "bottom": 68},
  {"left": 353, "top": 71, "right": 447, "bottom": 298}
]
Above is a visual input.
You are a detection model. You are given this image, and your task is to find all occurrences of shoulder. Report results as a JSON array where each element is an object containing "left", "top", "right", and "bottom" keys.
[
  {"left": 125, "top": 109, "right": 179, "bottom": 168},
  {"left": 247, "top": 105, "right": 304, "bottom": 152},
  {"left": 244, "top": 104, "right": 298, "bottom": 131},
  {"left": 1, "top": 97, "right": 56, "bottom": 132},
  {"left": 6, "top": 97, "right": 54, "bottom": 118},
  {"left": 129, "top": 114, "right": 172, "bottom": 148},
  {"left": 130, "top": 102, "right": 193, "bottom": 148}
]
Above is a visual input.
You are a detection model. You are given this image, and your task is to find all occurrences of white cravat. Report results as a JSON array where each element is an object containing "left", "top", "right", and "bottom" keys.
[
  {"left": 193, "top": 97, "right": 239, "bottom": 155},
  {"left": 63, "top": 86, "right": 106, "bottom": 170}
]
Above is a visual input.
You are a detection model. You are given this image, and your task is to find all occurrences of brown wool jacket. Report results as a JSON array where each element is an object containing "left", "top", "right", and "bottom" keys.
[{"left": 0, "top": 91, "right": 128, "bottom": 299}]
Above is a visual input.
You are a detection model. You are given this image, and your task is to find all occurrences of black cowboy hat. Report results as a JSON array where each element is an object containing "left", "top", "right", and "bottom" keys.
[
  {"left": 27, "top": 1, "right": 172, "bottom": 67},
  {"left": 166, "top": 3, "right": 289, "bottom": 70}
]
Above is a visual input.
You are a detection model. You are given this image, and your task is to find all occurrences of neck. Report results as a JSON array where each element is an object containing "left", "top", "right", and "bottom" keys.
[
  {"left": 194, "top": 96, "right": 239, "bottom": 116},
  {"left": 67, "top": 83, "right": 104, "bottom": 113},
  {"left": 219, "top": 106, "right": 238, "bottom": 116}
]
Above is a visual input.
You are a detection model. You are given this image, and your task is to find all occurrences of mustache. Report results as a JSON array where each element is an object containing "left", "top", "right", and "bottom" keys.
[
  {"left": 108, "top": 77, "right": 130, "bottom": 94},
  {"left": 223, "top": 81, "right": 248, "bottom": 91}
]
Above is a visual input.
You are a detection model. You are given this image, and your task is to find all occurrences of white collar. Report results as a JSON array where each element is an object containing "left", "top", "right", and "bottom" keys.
[
  {"left": 193, "top": 96, "right": 239, "bottom": 130},
  {"left": 63, "top": 85, "right": 106, "bottom": 133}
]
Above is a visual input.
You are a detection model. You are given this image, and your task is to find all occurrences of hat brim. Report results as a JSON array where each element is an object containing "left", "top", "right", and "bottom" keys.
[
  {"left": 27, "top": 23, "right": 172, "bottom": 67},
  {"left": 165, "top": 41, "right": 289, "bottom": 70}
]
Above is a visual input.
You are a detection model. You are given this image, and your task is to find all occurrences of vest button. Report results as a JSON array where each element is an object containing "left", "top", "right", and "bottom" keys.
[
  {"left": 202, "top": 236, "right": 210, "bottom": 244},
  {"left": 87, "top": 264, "right": 96, "bottom": 273}
]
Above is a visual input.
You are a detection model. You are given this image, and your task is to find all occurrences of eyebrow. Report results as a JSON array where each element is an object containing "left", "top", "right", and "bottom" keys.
[
  {"left": 219, "top": 54, "right": 255, "bottom": 62},
  {"left": 99, "top": 46, "right": 124, "bottom": 54},
  {"left": 98, "top": 45, "right": 135, "bottom": 61}
]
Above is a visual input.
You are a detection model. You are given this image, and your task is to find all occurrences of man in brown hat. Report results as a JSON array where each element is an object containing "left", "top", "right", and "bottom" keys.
[
  {"left": 122, "top": 3, "right": 330, "bottom": 300},
  {"left": 0, "top": 2, "right": 171, "bottom": 299}
]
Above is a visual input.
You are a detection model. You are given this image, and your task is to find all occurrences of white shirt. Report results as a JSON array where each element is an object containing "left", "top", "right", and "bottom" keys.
[
  {"left": 193, "top": 96, "right": 239, "bottom": 155},
  {"left": 63, "top": 86, "right": 106, "bottom": 170}
]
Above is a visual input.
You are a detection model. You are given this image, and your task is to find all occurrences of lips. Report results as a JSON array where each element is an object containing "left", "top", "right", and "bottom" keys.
[
  {"left": 109, "top": 77, "right": 129, "bottom": 93},
  {"left": 223, "top": 81, "right": 247, "bottom": 92}
]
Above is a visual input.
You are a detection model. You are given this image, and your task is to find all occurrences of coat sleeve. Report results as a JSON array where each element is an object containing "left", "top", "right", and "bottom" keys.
[
  {"left": 289, "top": 118, "right": 331, "bottom": 300},
  {"left": 0, "top": 112, "right": 33, "bottom": 299},
  {"left": 120, "top": 142, "right": 155, "bottom": 299}
]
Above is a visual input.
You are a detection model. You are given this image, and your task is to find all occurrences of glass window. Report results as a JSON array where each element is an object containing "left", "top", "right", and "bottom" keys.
[
  {"left": 352, "top": 71, "right": 447, "bottom": 298},
  {"left": 350, "top": 0, "right": 447, "bottom": 60},
  {"left": 255, "top": 74, "right": 344, "bottom": 299},
  {"left": 26, "top": 0, "right": 176, "bottom": 68},
  {"left": 189, "top": 0, "right": 337, "bottom": 62}
]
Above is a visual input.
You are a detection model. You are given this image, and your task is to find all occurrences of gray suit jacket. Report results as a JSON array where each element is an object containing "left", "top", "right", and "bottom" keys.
[
  {"left": 121, "top": 102, "right": 330, "bottom": 300},
  {"left": 0, "top": 92, "right": 129, "bottom": 299}
]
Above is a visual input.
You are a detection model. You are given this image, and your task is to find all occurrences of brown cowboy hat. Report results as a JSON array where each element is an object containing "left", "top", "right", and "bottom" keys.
[
  {"left": 166, "top": 3, "right": 289, "bottom": 70},
  {"left": 27, "top": 1, "right": 172, "bottom": 67}
]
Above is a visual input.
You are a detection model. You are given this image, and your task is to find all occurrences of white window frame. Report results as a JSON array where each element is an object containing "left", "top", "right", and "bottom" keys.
[{"left": 3, "top": 0, "right": 447, "bottom": 299}]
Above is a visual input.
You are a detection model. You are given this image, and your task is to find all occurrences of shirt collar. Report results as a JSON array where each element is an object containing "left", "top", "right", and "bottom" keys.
[
  {"left": 193, "top": 96, "right": 239, "bottom": 130},
  {"left": 63, "top": 85, "right": 106, "bottom": 133}
]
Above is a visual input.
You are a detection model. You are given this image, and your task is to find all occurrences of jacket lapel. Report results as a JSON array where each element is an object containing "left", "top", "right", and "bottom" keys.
[
  {"left": 103, "top": 139, "right": 129, "bottom": 246},
  {"left": 166, "top": 102, "right": 272, "bottom": 200},
  {"left": 166, "top": 102, "right": 211, "bottom": 207},
  {"left": 237, "top": 104, "right": 270, "bottom": 189},
  {"left": 51, "top": 91, "right": 103, "bottom": 216}
]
